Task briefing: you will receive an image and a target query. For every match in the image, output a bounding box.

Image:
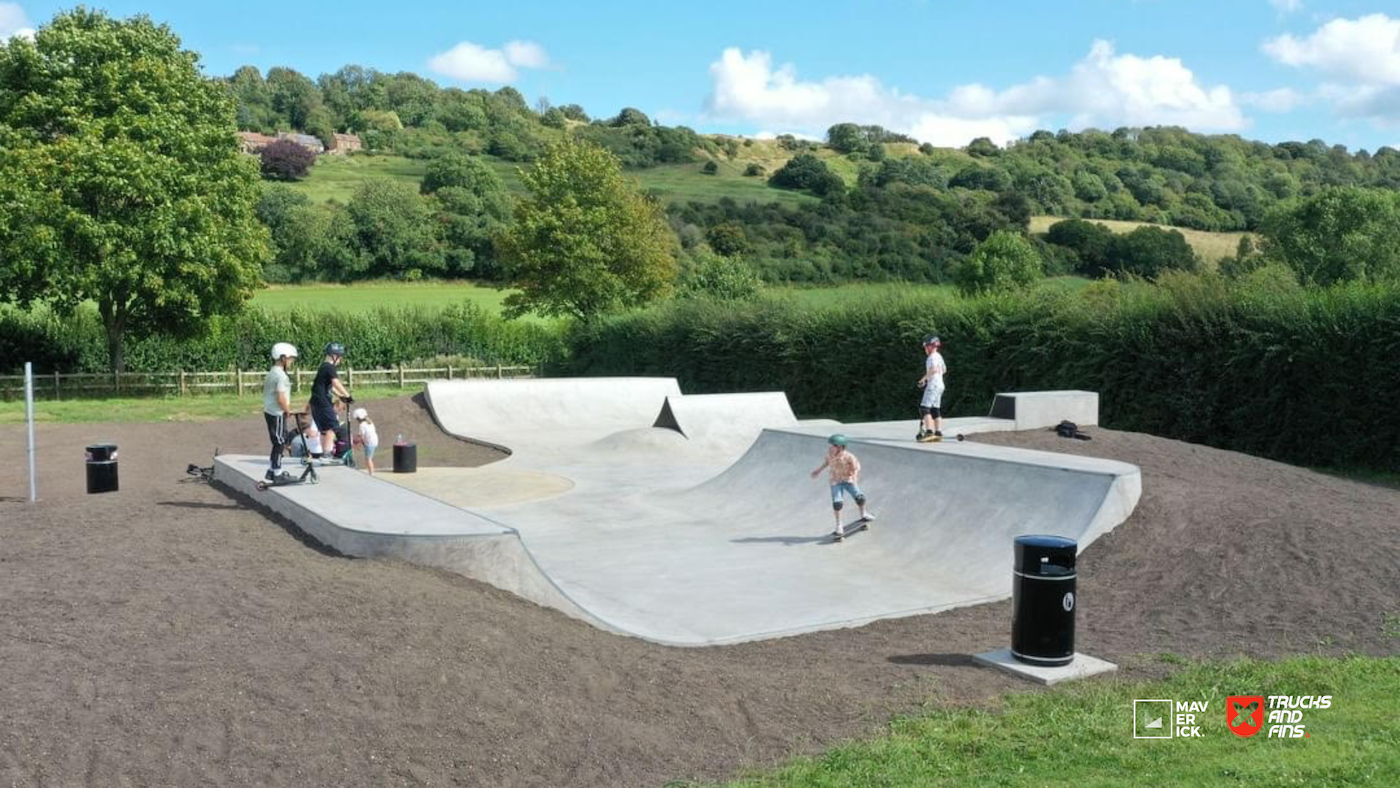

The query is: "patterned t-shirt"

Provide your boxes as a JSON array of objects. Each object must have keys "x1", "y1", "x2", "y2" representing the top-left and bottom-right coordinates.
[{"x1": 828, "y1": 451, "x2": 861, "y2": 484}]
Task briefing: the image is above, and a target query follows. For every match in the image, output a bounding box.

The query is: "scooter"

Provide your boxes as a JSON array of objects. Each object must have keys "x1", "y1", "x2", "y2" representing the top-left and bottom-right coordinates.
[{"x1": 256, "y1": 413, "x2": 320, "y2": 491}]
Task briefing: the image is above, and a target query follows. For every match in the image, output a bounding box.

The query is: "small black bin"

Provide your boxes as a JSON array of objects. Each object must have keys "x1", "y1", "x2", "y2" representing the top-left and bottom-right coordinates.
[
  {"x1": 1011, "y1": 534, "x2": 1077, "y2": 666},
  {"x1": 393, "y1": 442, "x2": 417, "y2": 474},
  {"x1": 85, "y1": 443, "x2": 119, "y2": 494}
]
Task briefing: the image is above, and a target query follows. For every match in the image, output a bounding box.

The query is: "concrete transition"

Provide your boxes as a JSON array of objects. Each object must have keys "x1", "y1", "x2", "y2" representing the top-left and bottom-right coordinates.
[{"x1": 214, "y1": 378, "x2": 1141, "y2": 647}]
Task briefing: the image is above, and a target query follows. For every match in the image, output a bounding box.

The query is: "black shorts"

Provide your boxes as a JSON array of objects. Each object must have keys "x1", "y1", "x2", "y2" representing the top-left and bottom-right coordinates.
[
  {"x1": 312, "y1": 402, "x2": 339, "y2": 432},
  {"x1": 919, "y1": 405, "x2": 942, "y2": 418}
]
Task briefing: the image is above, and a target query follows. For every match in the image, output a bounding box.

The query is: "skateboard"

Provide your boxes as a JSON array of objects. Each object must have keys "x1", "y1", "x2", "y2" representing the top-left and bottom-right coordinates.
[{"x1": 828, "y1": 516, "x2": 874, "y2": 543}]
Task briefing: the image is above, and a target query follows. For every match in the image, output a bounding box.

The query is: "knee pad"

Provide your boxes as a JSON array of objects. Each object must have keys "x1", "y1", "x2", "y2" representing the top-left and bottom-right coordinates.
[
  {"x1": 832, "y1": 500, "x2": 844, "y2": 512},
  {"x1": 855, "y1": 494, "x2": 866, "y2": 506}
]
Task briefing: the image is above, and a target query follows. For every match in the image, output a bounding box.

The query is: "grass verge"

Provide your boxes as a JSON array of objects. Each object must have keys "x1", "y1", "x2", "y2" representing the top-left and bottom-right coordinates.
[{"x1": 697, "y1": 655, "x2": 1398, "y2": 788}]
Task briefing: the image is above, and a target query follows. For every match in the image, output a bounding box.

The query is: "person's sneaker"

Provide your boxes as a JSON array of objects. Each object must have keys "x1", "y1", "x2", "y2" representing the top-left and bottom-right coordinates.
[
  {"x1": 264, "y1": 470, "x2": 277, "y2": 482},
  {"x1": 917, "y1": 432, "x2": 937, "y2": 443},
  {"x1": 861, "y1": 512, "x2": 877, "y2": 522},
  {"x1": 833, "y1": 524, "x2": 846, "y2": 538}
]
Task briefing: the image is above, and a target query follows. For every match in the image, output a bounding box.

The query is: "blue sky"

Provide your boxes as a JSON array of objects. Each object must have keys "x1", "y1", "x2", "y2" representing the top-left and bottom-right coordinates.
[{"x1": 5, "y1": 1, "x2": 1400, "y2": 150}]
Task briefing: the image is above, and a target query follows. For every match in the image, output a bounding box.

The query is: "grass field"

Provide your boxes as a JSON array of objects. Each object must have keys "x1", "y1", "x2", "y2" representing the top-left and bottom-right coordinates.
[
  {"x1": 1030, "y1": 215, "x2": 1249, "y2": 264},
  {"x1": 709, "y1": 655, "x2": 1399, "y2": 788},
  {"x1": 252, "y1": 279, "x2": 516, "y2": 313},
  {"x1": 290, "y1": 152, "x2": 816, "y2": 207}
]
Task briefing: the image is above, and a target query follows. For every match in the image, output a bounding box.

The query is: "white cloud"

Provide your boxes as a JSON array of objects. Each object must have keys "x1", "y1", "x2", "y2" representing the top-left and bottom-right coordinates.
[
  {"x1": 1263, "y1": 14, "x2": 1400, "y2": 123},
  {"x1": 428, "y1": 39, "x2": 550, "y2": 84},
  {"x1": 1268, "y1": 0, "x2": 1302, "y2": 14},
  {"x1": 1, "y1": 2, "x2": 35, "y2": 41},
  {"x1": 1263, "y1": 14, "x2": 1400, "y2": 85},
  {"x1": 1241, "y1": 87, "x2": 1306, "y2": 112},
  {"x1": 503, "y1": 40, "x2": 549, "y2": 69},
  {"x1": 704, "y1": 41, "x2": 1244, "y2": 148}
]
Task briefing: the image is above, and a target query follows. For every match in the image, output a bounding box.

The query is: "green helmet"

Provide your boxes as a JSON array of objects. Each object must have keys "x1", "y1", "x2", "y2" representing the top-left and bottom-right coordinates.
[{"x1": 828, "y1": 434, "x2": 848, "y2": 447}]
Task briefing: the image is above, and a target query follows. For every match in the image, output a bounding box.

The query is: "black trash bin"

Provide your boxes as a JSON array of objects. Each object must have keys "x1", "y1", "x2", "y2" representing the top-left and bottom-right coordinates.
[
  {"x1": 85, "y1": 444, "x2": 119, "y2": 494},
  {"x1": 1011, "y1": 534, "x2": 1076, "y2": 666},
  {"x1": 393, "y1": 442, "x2": 417, "y2": 474}
]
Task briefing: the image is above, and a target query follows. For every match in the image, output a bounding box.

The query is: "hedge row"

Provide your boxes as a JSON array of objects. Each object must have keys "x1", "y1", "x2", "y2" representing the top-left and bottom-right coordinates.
[
  {"x1": 564, "y1": 275, "x2": 1400, "y2": 470},
  {"x1": 0, "y1": 302, "x2": 568, "y2": 374}
]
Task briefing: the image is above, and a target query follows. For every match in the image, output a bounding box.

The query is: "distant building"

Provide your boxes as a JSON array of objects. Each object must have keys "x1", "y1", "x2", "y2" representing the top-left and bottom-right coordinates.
[
  {"x1": 237, "y1": 131, "x2": 275, "y2": 154},
  {"x1": 278, "y1": 132, "x2": 325, "y2": 155},
  {"x1": 328, "y1": 133, "x2": 363, "y2": 155}
]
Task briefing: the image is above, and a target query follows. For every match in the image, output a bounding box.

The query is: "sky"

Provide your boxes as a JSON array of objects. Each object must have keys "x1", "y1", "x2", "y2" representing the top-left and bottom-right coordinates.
[{"x1": 5, "y1": 0, "x2": 1400, "y2": 151}]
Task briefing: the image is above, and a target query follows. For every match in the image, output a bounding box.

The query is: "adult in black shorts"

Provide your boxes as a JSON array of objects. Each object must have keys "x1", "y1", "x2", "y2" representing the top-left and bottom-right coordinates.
[{"x1": 310, "y1": 342, "x2": 352, "y2": 457}]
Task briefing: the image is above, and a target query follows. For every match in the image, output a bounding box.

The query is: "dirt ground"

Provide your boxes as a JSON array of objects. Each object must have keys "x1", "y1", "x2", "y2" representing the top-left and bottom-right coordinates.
[{"x1": 1, "y1": 396, "x2": 1397, "y2": 787}]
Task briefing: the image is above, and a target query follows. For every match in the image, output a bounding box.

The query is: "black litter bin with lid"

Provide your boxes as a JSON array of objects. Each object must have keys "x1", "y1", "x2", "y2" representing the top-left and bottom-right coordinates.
[
  {"x1": 393, "y1": 442, "x2": 417, "y2": 473},
  {"x1": 85, "y1": 444, "x2": 119, "y2": 494},
  {"x1": 1011, "y1": 534, "x2": 1077, "y2": 666}
]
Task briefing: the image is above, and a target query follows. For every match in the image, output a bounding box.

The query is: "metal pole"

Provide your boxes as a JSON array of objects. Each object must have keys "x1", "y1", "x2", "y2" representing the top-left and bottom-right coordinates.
[{"x1": 25, "y1": 362, "x2": 37, "y2": 502}]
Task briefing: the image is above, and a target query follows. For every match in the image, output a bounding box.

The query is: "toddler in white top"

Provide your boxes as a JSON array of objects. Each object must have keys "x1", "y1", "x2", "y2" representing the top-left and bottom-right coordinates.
[{"x1": 352, "y1": 407, "x2": 380, "y2": 475}]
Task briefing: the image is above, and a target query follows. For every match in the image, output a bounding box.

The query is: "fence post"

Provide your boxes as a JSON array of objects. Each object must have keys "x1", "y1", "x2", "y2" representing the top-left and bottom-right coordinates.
[
  {"x1": 398, "y1": 364, "x2": 405, "y2": 389},
  {"x1": 114, "y1": 371, "x2": 120, "y2": 395},
  {"x1": 346, "y1": 362, "x2": 353, "y2": 388},
  {"x1": 447, "y1": 364, "x2": 453, "y2": 380},
  {"x1": 295, "y1": 367, "x2": 302, "y2": 393},
  {"x1": 53, "y1": 371, "x2": 60, "y2": 401},
  {"x1": 179, "y1": 370, "x2": 187, "y2": 396},
  {"x1": 234, "y1": 365, "x2": 242, "y2": 397},
  {"x1": 496, "y1": 363, "x2": 503, "y2": 379}
]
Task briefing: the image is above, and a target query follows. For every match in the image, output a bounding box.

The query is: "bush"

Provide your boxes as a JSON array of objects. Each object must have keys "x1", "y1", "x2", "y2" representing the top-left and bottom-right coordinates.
[
  {"x1": 953, "y1": 231, "x2": 1043, "y2": 294},
  {"x1": 768, "y1": 153, "x2": 843, "y2": 196},
  {"x1": 743, "y1": 163, "x2": 765, "y2": 177},
  {"x1": 675, "y1": 251, "x2": 763, "y2": 302},
  {"x1": 702, "y1": 160, "x2": 718, "y2": 175},
  {"x1": 259, "y1": 139, "x2": 317, "y2": 180}
]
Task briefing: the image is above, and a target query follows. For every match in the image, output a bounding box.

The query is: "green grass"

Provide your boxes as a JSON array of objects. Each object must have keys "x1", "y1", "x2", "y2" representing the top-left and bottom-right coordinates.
[
  {"x1": 1030, "y1": 215, "x2": 1250, "y2": 265},
  {"x1": 252, "y1": 279, "x2": 516, "y2": 313},
  {"x1": 286, "y1": 154, "x2": 429, "y2": 203},
  {"x1": 704, "y1": 655, "x2": 1398, "y2": 788},
  {"x1": 0, "y1": 386, "x2": 420, "y2": 424}
]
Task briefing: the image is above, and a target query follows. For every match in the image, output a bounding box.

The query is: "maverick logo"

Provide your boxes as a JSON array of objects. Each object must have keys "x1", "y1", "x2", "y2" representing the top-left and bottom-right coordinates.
[
  {"x1": 1226, "y1": 695, "x2": 1264, "y2": 738},
  {"x1": 1133, "y1": 699, "x2": 1208, "y2": 738}
]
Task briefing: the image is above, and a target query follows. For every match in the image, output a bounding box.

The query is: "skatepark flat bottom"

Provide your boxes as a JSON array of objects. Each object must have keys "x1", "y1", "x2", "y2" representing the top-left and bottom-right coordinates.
[{"x1": 215, "y1": 380, "x2": 1140, "y2": 646}]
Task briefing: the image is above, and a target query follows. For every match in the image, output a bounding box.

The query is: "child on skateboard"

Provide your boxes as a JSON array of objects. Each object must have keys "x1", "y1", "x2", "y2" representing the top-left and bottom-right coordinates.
[
  {"x1": 810, "y1": 434, "x2": 874, "y2": 538},
  {"x1": 916, "y1": 334, "x2": 947, "y2": 442}
]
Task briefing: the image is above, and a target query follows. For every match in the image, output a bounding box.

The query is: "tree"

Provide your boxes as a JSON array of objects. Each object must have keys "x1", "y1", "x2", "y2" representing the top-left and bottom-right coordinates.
[
  {"x1": 0, "y1": 9, "x2": 269, "y2": 372},
  {"x1": 768, "y1": 153, "x2": 843, "y2": 196},
  {"x1": 705, "y1": 223, "x2": 749, "y2": 256},
  {"x1": 702, "y1": 160, "x2": 718, "y2": 175},
  {"x1": 266, "y1": 66, "x2": 322, "y2": 129},
  {"x1": 827, "y1": 123, "x2": 866, "y2": 154},
  {"x1": 966, "y1": 137, "x2": 1000, "y2": 157},
  {"x1": 333, "y1": 180, "x2": 444, "y2": 280},
  {"x1": 228, "y1": 65, "x2": 275, "y2": 130},
  {"x1": 498, "y1": 138, "x2": 678, "y2": 318},
  {"x1": 1046, "y1": 218, "x2": 1116, "y2": 276},
  {"x1": 259, "y1": 138, "x2": 317, "y2": 180},
  {"x1": 953, "y1": 231, "x2": 1043, "y2": 295},
  {"x1": 676, "y1": 250, "x2": 762, "y2": 301},
  {"x1": 1111, "y1": 226, "x2": 1198, "y2": 279},
  {"x1": 419, "y1": 153, "x2": 512, "y2": 278},
  {"x1": 1259, "y1": 187, "x2": 1400, "y2": 284},
  {"x1": 743, "y1": 163, "x2": 765, "y2": 177}
]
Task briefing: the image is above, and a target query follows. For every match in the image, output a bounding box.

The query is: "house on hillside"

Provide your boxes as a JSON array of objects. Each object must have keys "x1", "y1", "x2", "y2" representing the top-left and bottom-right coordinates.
[
  {"x1": 278, "y1": 132, "x2": 325, "y2": 154},
  {"x1": 237, "y1": 131, "x2": 275, "y2": 154},
  {"x1": 328, "y1": 133, "x2": 363, "y2": 155}
]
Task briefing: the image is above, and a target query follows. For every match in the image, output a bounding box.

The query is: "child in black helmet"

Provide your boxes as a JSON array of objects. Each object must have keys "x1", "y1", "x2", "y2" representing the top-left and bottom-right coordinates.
[
  {"x1": 810, "y1": 433, "x2": 874, "y2": 537},
  {"x1": 916, "y1": 334, "x2": 947, "y2": 442},
  {"x1": 309, "y1": 341, "x2": 353, "y2": 459}
]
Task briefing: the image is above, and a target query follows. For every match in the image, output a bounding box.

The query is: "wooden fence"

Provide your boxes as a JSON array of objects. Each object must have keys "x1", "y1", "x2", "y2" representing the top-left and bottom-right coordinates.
[{"x1": 0, "y1": 362, "x2": 538, "y2": 400}]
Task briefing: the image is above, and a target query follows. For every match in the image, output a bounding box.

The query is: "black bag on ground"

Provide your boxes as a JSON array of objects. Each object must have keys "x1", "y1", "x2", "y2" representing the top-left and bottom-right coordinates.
[{"x1": 1055, "y1": 420, "x2": 1092, "y2": 440}]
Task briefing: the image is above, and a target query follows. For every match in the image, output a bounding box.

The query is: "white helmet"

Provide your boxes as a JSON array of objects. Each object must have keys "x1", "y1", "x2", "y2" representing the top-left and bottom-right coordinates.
[
  {"x1": 270, "y1": 342, "x2": 299, "y2": 361},
  {"x1": 351, "y1": 407, "x2": 368, "y2": 420}
]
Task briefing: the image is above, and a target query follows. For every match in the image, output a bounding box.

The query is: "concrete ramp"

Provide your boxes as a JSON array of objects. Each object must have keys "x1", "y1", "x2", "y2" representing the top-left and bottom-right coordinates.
[{"x1": 652, "y1": 392, "x2": 798, "y2": 456}]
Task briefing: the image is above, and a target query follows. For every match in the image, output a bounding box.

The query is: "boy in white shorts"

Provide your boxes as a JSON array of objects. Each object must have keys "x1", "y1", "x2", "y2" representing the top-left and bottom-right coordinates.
[{"x1": 916, "y1": 334, "x2": 947, "y2": 442}]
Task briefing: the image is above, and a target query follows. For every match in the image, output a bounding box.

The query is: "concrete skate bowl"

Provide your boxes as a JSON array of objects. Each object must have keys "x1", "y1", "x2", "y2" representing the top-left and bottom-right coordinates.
[{"x1": 412, "y1": 378, "x2": 1142, "y2": 646}]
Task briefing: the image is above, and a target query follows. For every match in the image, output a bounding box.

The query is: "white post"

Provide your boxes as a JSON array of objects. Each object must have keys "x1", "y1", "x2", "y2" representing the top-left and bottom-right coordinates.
[{"x1": 25, "y1": 362, "x2": 37, "y2": 502}]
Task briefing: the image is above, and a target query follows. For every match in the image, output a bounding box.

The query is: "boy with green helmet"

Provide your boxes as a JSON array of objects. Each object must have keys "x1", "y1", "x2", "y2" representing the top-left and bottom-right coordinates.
[{"x1": 810, "y1": 433, "x2": 875, "y2": 537}]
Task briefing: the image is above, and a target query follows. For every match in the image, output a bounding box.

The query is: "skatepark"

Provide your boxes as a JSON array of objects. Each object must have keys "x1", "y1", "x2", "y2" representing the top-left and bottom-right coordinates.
[{"x1": 212, "y1": 378, "x2": 1141, "y2": 646}]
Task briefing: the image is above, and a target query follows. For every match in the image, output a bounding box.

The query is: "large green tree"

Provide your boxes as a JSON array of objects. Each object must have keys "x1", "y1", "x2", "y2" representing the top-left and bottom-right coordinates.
[
  {"x1": 420, "y1": 153, "x2": 512, "y2": 278},
  {"x1": 953, "y1": 231, "x2": 1044, "y2": 295},
  {"x1": 498, "y1": 138, "x2": 677, "y2": 318},
  {"x1": 1260, "y1": 186, "x2": 1400, "y2": 285},
  {"x1": 0, "y1": 9, "x2": 269, "y2": 372}
]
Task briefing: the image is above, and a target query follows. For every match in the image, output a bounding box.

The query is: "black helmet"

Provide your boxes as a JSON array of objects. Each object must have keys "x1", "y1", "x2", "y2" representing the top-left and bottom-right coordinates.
[
  {"x1": 324, "y1": 342, "x2": 346, "y2": 358},
  {"x1": 922, "y1": 334, "x2": 941, "y2": 347}
]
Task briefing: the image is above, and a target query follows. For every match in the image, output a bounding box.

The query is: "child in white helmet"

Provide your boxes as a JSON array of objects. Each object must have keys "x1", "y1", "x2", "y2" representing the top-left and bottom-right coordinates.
[
  {"x1": 916, "y1": 334, "x2": 947, "y2": 442},
  {"x1": 352, "y1": 407, "x2": 379, "y2": 475},
  {"x1": 262, "y1": 342, "x2": 298, "y2": 482},
  {"x1": 810, "y1": 433, "x2": 874, "y2": 538}
]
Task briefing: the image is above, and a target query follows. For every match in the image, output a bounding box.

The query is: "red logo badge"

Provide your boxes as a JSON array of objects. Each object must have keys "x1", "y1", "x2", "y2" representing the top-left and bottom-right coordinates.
[{"x1": 1227, "y1": 695, "x2": 1265, "y2": 737}]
